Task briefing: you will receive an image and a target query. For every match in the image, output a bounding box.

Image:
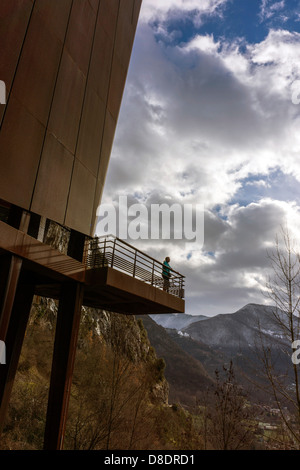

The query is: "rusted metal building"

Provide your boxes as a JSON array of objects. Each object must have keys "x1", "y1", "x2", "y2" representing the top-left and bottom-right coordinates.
[{"x1": 0, "y1": 0, "x2": 185, "y2": 450}]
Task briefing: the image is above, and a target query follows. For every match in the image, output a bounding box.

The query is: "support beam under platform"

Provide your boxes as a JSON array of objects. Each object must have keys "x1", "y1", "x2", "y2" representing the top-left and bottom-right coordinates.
[
  {"x1": 43, "y1": 282, "x2": 84, "y2": 450},
  {"x1": 0, "y1": 272, "x2": 35, "y2": 434},
  {"x1": 34, "y1": 267, "x2": 185, "y2": 314}
]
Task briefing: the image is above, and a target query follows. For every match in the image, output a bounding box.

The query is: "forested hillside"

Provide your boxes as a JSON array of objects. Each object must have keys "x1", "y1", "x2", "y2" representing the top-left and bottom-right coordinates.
[
  {"x1": 2, "y1": 296, "x2": 295, "y2": 450},
  {"x1": 0, "y1": 298, "x2": 203, "y2": 450}
]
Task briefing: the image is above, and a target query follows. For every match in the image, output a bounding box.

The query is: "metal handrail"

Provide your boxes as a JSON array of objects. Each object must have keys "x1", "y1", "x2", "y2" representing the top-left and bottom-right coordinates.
[{"x1": 83, "y1": 234, "x2": 185, "y2": 299}]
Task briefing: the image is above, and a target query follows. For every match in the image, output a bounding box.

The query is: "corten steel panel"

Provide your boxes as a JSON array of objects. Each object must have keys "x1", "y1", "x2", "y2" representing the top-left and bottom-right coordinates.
[
  {"x1": 91, "y1": 111, "x2": 116, "y2": 233},
  {"x1": 0, "y1": 95, "x2": 45, "y2": 209},
  {"x1": 97, "y1": 110, "x2": 116, "y2": 181},
  {"x1": 119, "y1": 0, "x2": 135, "y2": 19},
  {"x1": 65, "y1": 0, "x2": 96, "y2": 76},
  {"x1": 0, "y1": 0, "x2": 33, "y2": 124},
  {"x1": 92, "y1": 178, "x2": 105, "y2": 231},
  {"x1": 98, "y1": 0, "x2": 119, "y2": 38},
  {"x1": 35, "y1": 0, "x2": 73, "y2": 43},
  {"x1": 11, "y1": 8, "x2": 64, "y2": 126},
  {"x1": 88, "y1": 0, "x2": 100, "y2": 14},
  {"x1": 107, "y1": 1, "x2": 139, "y2": 121},
  {"x1": 76, "y1": 87, "x2": 106, "y2": 176},
  {"x1": 65, "y1": 160, "x2": 96, "y2": 234},
  {"x1": 107, "y1": 53, "x2": 128, "y2": 120},
  {"x1": 47, "y1": 50, "x2": 86, "y2": 155},
  {"x1": 115, "y1": 2, "x2": 135, "y2": 67},
  {"x1": 87, "y1": 23, "x2": 114, "y2": 104},
  {"x1": 132, "y1": 0, "x2": 143, "y2": 27},
  {"x1": 31, "y1": 133, "x2": 74, "y2": 224},
  {"x1": 0, "y1": 0, "x2": 142, "y2": 237}
]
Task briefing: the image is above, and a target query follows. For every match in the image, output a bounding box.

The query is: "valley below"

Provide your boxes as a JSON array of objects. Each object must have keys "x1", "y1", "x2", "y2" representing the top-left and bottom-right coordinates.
[{"x1": 137, "y1": 303, "x2": 300, "y2": 447}]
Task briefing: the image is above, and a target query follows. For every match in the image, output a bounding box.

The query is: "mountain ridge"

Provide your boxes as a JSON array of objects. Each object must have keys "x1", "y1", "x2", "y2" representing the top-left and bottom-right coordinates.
[
  {"x1": 149, "y1": 312, "x2": 207, "y2": 331},
  {"x1": 182, "y1": 303, "x2": 288, "y2": 349},
  {"x1": 142, "y1": 303, "x2": 295, "y2": 407}
]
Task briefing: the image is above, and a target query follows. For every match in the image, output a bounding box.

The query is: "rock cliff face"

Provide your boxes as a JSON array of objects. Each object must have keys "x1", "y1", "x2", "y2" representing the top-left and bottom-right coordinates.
[
  {"x1": 33, "y1": 296, "x2": 169, "y2": 405},
  {"x1": 80, "y1": 307, "x2": 170, "y2": 404}
]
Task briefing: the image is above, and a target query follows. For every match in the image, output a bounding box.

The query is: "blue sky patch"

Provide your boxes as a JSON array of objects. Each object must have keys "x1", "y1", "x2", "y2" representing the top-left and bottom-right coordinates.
[{"x1": 151, "y1": 0, "x2": 300, "y2": 48}]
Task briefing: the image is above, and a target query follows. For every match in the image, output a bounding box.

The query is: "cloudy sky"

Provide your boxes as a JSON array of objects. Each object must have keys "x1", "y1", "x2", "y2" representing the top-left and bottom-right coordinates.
[{"x1": 97, "y1": 0, "x2": 300, "y2": 317}]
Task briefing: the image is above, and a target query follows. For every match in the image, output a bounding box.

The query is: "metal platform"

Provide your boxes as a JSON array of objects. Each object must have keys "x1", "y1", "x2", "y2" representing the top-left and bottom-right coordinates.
[{"x1": 0, "y1": 221, "x2": 185, "y2": 315}]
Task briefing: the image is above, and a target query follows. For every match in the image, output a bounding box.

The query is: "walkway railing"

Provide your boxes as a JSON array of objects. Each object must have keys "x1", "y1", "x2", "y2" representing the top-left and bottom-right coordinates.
[{"x1": 83, "y1": 235, "x2": 185, "y2": 299}]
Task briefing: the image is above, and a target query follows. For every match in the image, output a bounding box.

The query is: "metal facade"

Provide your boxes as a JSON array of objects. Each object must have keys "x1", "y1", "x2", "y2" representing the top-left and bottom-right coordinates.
[{"x1": 0, "y1": 0, "x2": 142, "y2": 236}]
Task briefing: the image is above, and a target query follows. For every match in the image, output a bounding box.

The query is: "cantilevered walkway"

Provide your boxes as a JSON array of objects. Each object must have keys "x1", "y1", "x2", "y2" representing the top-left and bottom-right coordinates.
[{"x1": 0, "y1": 221, "x2": 185, "y2": 314}]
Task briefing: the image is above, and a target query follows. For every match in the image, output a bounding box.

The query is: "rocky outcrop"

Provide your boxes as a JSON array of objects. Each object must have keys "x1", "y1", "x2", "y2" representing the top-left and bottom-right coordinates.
[{"x1": 31, "y1": 298, "x2": 169, "y2": 405}]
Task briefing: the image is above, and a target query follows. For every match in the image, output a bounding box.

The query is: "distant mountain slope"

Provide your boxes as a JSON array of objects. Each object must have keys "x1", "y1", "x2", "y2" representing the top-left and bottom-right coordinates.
[
  {"x1": 136, "y1": 315, "x2": 214, "y2": 406},
  {"x1": 183, "y1": 303, "x2": 288, "y2": 350},
  {"x1": 149, "y1": 313, "x2": 207, "y2": 331},
  {"x1": 143, "y1": 304, "x2": 297, "y2": 408}
]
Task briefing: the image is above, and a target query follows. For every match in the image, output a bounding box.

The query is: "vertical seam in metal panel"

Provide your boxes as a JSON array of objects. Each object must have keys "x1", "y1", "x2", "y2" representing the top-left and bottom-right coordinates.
[
  {"x1": 0, "y1": 0, "x2": 36, "y2": 130},
  {"x1": 131, "y1": 0, "x2": 135, "y2": 24},
  {"x1": 63, "y1": 0, "x2": 102, "y2": 228},
  {"x1": 91, "y1": 0, "x2": 121, "y2": 236},
  {"x1": 29, "y1": 0, "x2": 74, "y2": 211}
]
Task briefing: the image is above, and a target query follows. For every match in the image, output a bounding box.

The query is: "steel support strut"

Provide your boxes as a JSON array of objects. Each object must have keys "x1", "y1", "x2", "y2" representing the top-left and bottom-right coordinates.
[{"x1": 43, "y1": 282, "x2": 84, "y2": 450}]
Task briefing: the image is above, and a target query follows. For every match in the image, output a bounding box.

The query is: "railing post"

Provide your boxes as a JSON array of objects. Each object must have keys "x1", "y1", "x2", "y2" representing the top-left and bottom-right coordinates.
[
  {"x1": 151, "y1": 260, "x2": 154, "y2": 285},
  {"x1": 180, "y1": 276, "x2": 184, "y2": 298},
  {"x1": 111, "y1": 238, "x2": 116, "y2": 268},
  {"x1": 133, "y1": 250, "x2": 137, "y2": 278},
  {"x1": 103, "y1": 238, "x2": 106, "y2": 267}
]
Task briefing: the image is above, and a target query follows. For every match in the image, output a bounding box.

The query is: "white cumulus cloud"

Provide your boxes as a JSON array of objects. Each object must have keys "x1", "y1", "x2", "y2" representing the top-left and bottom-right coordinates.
[{"x1": 101, "y1": 1, "x2": 300, "y2": 315}]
